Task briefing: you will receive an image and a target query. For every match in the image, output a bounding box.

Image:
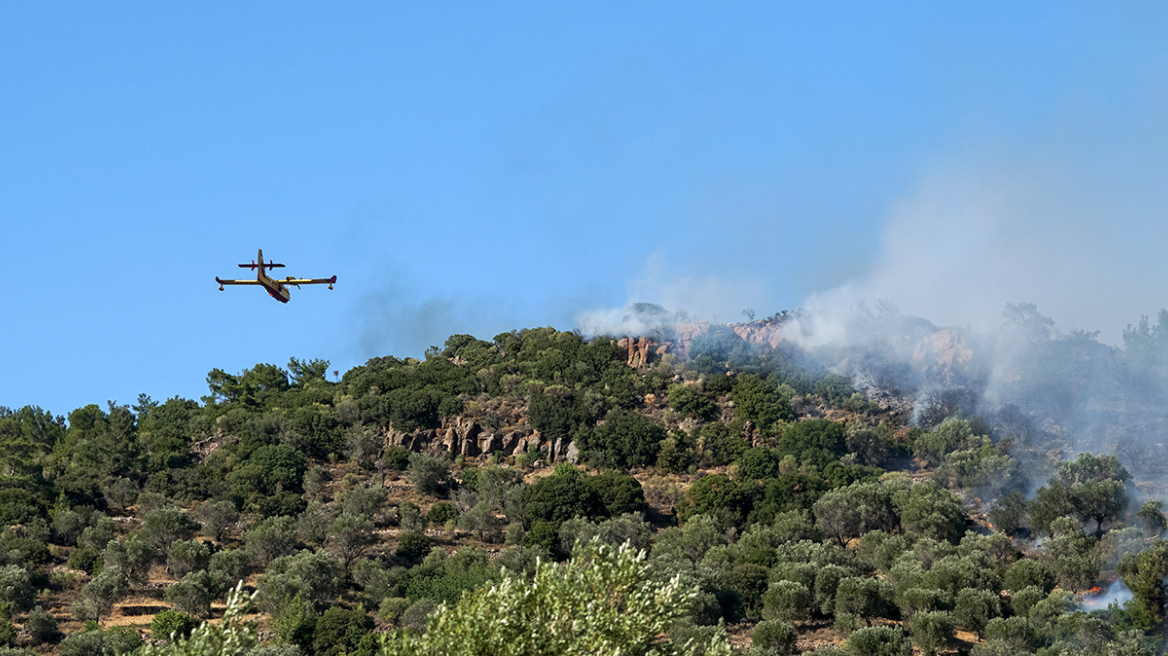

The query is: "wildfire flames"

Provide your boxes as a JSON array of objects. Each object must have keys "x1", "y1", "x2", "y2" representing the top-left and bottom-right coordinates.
[{"x1": 1082, "y1": 579, "x2": 1121, "y2": 607}]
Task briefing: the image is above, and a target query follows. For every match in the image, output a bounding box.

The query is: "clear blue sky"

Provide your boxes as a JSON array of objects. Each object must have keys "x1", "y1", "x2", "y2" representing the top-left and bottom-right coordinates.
[{"x1": 4, "y1": 3, "x2": 1168, "y2": 416}]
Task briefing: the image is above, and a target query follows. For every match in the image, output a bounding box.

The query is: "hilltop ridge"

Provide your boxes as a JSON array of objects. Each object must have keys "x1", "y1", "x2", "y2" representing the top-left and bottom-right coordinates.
[{"x1": 0, "y1": 309, "x2": 1166, "y2": 655}]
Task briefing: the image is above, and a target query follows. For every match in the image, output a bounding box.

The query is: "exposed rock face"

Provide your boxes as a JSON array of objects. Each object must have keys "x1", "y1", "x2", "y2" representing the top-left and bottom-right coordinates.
[
  {"x1": 384, "y1": 427, "x2": 433, "y2": 453},
  {"x1": 669, "y1": 321, "x2": 793, "y2": 359},
  {"x1": 191, "y1": 432, "x2": 237, "y2": 462},
  {"x1": 912, "y1": 328, "x2": 974, "y2": 385},
  {"x1": 615, "y1": 320, "x2": 798, "y2": 364},
  {"x1": 450, "y1": 417, "x2": 481, "y2": 458},
  {"x1": 730, "y1": 322, "x2": 790, "y2": 351},
  {"x1": 384, "y1": 415, "x2": 546, "y2": 461},
  {"x1": 617, "y1": 336, "x2": 663, "y2": 366},
  {"x1": 673, "y1": 322, "x2": 712, "y2": 359}
]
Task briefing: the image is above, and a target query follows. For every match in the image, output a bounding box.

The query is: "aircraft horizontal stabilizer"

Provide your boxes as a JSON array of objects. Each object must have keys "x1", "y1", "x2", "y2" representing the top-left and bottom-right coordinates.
[{"x1": 238, "y1": 261, "x2": 285, "y2": 270}]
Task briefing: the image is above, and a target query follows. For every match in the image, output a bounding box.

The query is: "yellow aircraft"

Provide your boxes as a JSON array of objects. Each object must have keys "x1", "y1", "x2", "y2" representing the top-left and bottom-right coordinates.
[{"x1": 216, "y1": 249, "x2": 336, "y2": 303}]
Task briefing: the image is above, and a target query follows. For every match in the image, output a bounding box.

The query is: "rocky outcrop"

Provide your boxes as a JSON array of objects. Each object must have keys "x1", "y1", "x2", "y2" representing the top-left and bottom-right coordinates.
[
  {"x1": 383, "y1": 417, "x2": 544, "y2": 461},
  {"x1": 630, "y1": 319, "x2": 979, "y2": 388},
  {"x1": 911, "y1": 328, "x2": 975, "y2": 386},
  {"x1": 730, "y1": 322, "x2": 790, "y2": 351},
  {"x1": 667, "y1": 320, "x2": 794, "y2": 359},
  {"x1": 190, "y1": 431, "x2": 238, "y2": 462},
  {"x1": 617, "y1": 336, "x2": 668, "y2": 366},
  {"x1": 613, "y1": 320, "x2": 797, "y2": 364}
]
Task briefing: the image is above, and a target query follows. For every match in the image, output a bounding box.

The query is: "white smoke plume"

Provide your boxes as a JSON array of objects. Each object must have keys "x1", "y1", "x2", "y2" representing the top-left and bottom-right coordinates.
[{"x1": 576, "y1": 252, "x2": 769, "y2": 338}]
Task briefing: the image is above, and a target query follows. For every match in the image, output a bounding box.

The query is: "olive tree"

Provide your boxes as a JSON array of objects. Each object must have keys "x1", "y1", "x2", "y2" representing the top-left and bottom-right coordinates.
[
  {"x1": 761, "y1": 581, "x2": 813, "y2": 622},
  {"x1": 752, "y1": 620, "x2": 798, "y2": 656},
  {"x1": 244, "y1": 516, "x2": 299, "y2": 567},
  {"x1": 166, "y1": 539, "x2": 211, "y2": 578},
  {"x1": 165, "y1": 570, "x2": 218, "y2": 618},
  {"x1": 325, "y1": 513, "x2": 377, "y2": 569},
  {"x1": 257, "y1": 549, "x2": 344, "y2": 613},
  {"x1": 910, "y1": 610, "x2": 955, "y2": 656},
  {"x1": 834, "y1": 577, "x2": 893, "y2": 627},
  {"x1": 78, "y1": 568, "x2": 130, "y2": 620},
  {"x1": 196, "y1": 500, "x2": 239, "y2": 542},
  {"x1": 844, "y1": 626, "x2": 910, "y2": 656},
  {"x1": 407, "y1": 452, "x2": 450, "y2": 496},
  {"x1": 138, "y1": 507, "x2": 201, "y2": 553},
  {"x1": 378, "y1": 540, "x2": 733, "y2": 656},
  {"x1": 0, "y1": 566, "x2": 33, "y2": 612},
  {"x1": 954, "y1": 588, "x2": 1001, "y2": 638}
]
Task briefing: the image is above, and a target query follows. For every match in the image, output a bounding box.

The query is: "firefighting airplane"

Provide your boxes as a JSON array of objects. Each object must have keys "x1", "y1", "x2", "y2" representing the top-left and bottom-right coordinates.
[{"x1": 215, "y1": 249, "x2": 336, "y2": 303}]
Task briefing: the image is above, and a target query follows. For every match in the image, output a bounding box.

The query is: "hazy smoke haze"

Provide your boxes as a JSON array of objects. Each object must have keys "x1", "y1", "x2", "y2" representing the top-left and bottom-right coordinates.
[{"x1": 800, "y1": 150, "x2": 1168, "y2": 347}]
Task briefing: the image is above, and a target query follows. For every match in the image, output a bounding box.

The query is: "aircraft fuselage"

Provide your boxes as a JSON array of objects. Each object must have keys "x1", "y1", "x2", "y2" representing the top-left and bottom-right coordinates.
[
  {"x1": 261, "y1": 280, "x2": 291, "y2": 303},
  {"x1": 256, "y1": 270, "x2": 292, "y2": 303}
]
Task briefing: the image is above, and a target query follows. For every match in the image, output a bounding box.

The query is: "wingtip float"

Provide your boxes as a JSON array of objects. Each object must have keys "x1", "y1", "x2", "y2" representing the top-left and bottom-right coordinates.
[{"x1": 215, "y1": 249, "x2": 336, "y2": 303}]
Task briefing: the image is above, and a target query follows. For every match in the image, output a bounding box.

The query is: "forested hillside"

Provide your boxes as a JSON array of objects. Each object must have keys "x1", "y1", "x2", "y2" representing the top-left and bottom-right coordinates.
[{"x1": 3, "y1": 308, "x2": 1168, "y2": 656}]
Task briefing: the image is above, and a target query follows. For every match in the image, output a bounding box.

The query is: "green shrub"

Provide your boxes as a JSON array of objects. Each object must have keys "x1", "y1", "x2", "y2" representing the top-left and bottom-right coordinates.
[
  {"x1": 58, "y1": 626, "x2": 142, "y2": 656},
  {"x1": 383, "y1": 446, "x2": 411, "y2": 471},
  {"x1": 0, "y1": 566, "x2": 35, "y2": 613},
  {"x1": 272, "y1": 593, "x2": 316, "y2": 649},
  {"x1": 585, "y1": 471, "x2": 648, "y2": 517},
  {"x1": 523, "y1": 470, "x2": 605, "y2": 526},
  {"x1": 312, "y1": 606, "x2": 374, "y2": 656},
  {"x1": 732, "y1": 374, "x2": 793, "y2": 431},
  {"x1": 379, "y1": 596, "x2": 411, "y2": 624},
  {"x1": 396, "y1": 532, "x2": 432, "y2": 565},
  {"x1": 579, "y1": 410, "x2": 667, "y2": 469},
  {"x1": 909, "y1": 610, "x2": 955, "y2": 656},
  {"x1": 428, "y1": 501, "x2": 459, "y2": 525},
  {"x1": 667, "y1": 385, "x2": 717, "y2": 420},
  {"x1": 761, "y1": 581, "x2": 812, "y2": 622},
  {"x1": 408, "y1": 453, "x2": 450, "y2": 496},
  {"x1": 24, "y1": 605, "x2": 59, "y2": 645},
  {"x1": 698, "y1": 422, "x2": 748, "y2": 467},
  {"x1": 151, "y1": 609, "x2": 199, "y2": 641},
  {"x1": 68, "y1": 547, "x2": 102, "y2": 575},
  {"x1": 752, "y1": 619, "x2": 797, "y2": 655},
  {"x1": 844, "y1": 626, "x2": 910, "y2": 656}
]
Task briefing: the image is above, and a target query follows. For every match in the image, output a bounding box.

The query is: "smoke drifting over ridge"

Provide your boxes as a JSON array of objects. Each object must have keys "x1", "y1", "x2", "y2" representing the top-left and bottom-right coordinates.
[
  {"x1": 576, "y1": 150, "x2": 1168, "y2": 482},
  {"x1": 576, "y1": 252, "x2": 770, "y2": 339},
  {"x1": 784, "y1": 154, "x2": 1168, "y2": 476}
]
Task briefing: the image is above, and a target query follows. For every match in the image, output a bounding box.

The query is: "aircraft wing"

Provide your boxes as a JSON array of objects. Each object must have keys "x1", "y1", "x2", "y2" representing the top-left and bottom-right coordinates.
[
  {"x1": 216, "y1": 277, "x2": 263, "y2": 286},
  {"x1": 281, "y1": 275, "x2": 337, "y2": 286}
]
